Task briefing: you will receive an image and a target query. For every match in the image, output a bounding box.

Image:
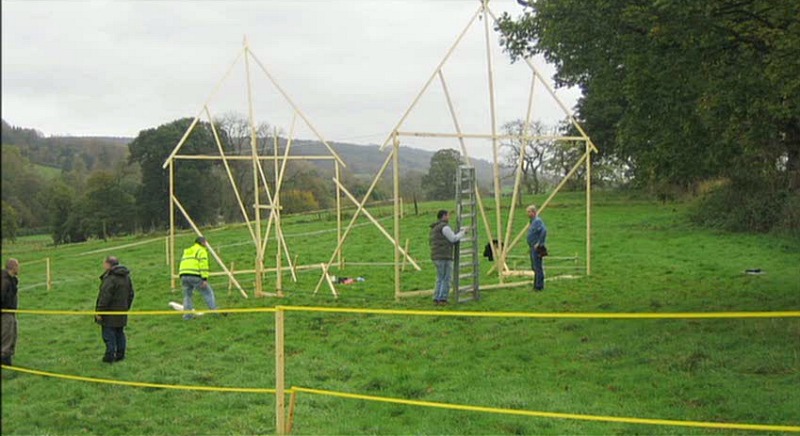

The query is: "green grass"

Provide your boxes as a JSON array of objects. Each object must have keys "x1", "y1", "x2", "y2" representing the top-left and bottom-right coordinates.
[
  {"x1": 31, "y1": 163, "x2": 62, "y2": 180},
  {"x1": 2, "y1": 192, "x2": 799, "y2": 435}
]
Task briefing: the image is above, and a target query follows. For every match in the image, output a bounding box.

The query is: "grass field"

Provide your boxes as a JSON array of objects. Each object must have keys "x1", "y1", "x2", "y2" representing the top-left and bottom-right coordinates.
[
  {"x1": 31, "y1": 163, "x2": 62, "y2": 180},
  {"x1": 1, "y1": 191, "x2": 799, "y2": 435}
]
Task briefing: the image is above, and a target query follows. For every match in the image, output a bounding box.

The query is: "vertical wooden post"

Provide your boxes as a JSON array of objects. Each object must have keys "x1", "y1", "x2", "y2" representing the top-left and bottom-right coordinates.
[
  {"x1": 483, "y1": 0, "x2": 503, "y2": 283},
  {"x1": 169, "y1": 161, "x2": 176, "y2": 290},
  {"x1": 275, "y1": 307, "x2": 286, "y2": 435},
  {"x1": 502, "y1": 73, "x2": 536, "y2": 270},
  {"x1": 335, "y1": 162, "x2": 343, "y2": 269},
  {"x1": 228, "y1": 262, "x2": 235, "y2": 295},
  {"x1": 586, "y1": 139, "x2": 592, "y2": 276},
  {"x1": 274, "y1": 129, "x2": 283, "y2": 296},
  {"x1": 45, "y1": 257, "x2": 52, "y2": 291},
  {"x1": 244, "y1": 38, "x2": 263, "y2": 297},
  {"x1": 165, "y1": 236, "x2": 170, "y2": 266},
  {"x1": 393, "y1": 133, "x2": 401, "y2": 300}
]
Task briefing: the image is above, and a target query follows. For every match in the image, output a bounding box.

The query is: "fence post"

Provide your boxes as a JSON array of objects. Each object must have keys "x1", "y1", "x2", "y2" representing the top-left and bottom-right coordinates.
[
  {"x1": 46, "y1": 258, "x2": 52, "y2": 291},
  {"x1": 275, "y1": 306, "x2": 286, "y2": 435}
]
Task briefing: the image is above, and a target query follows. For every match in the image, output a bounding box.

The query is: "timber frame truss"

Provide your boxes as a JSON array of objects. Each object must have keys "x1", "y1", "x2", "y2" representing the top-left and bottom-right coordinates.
[
  {"x1": 163, "y1": 38, "x2": 355, "y2": 298},
  {"x1": 315, "y1": 0, "x2": 598, "y2": 300}
]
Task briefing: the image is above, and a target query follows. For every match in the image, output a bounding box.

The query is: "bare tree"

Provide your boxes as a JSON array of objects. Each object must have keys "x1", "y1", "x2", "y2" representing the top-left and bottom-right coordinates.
[
  {"x1": 213, "y1": 112, "x2": 278, "y2": 223},
  {"x1": 500, "y1": 120, "x2": 557, "y2": 195}
]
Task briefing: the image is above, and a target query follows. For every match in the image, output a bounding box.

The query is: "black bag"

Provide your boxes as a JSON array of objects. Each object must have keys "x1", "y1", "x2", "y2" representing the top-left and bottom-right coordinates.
[{"x1": 535, "y1": 245, "x2": 549, "y2": 257}]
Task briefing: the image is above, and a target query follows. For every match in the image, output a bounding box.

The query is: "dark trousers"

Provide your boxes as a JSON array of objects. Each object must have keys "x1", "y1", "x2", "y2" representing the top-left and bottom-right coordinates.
[
  {"x1": 531, "y1": 249, "x2": 545, "y2": 290},
  {"x1": 101, "y1": 326, "x2": 126, "y2": 360}
]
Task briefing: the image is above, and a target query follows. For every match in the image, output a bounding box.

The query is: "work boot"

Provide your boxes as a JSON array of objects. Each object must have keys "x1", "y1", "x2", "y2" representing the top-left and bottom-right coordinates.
[
  {"x1": 115, "y1": 350, "x2": 126, "y2": 362},
  {"x1": 102, "y1": 353, "x2": 115, "y2": 364}
]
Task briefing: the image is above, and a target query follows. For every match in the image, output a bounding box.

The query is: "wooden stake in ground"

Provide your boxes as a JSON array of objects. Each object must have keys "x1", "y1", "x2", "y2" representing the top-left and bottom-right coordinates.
[
  {"x1": 275, "y1": 307, "x2": 286, "y2": 435},
  {"x1": 46, "y1": 258, "x2": 52, "y2": 291}
]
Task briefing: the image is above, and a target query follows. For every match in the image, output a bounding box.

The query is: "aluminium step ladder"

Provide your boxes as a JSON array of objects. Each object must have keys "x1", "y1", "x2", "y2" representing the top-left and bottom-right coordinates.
[{"x1": 453, "y1": 165, "x2": 480, "y2": 303}]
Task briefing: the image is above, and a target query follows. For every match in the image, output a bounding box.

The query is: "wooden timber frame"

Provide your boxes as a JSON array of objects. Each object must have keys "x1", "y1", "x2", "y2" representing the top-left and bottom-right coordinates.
[
  {"x1": 317, "y1": 0, "x2": 598, "y2": 300},
  {"x1": 161, "y1": 37, "x2": 353, "y2": 299}
]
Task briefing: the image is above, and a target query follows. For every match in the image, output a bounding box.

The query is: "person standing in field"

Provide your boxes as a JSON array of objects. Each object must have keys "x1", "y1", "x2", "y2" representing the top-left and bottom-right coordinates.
[
  {"x1": 178, "y1": 236, "x2": 219, "y2": 320},
  {"x1": 429, "y1": 210, "x2": 466, "y2": 305},
  {"x1": 526, "y1": 205, "x2": 548, "y2": 291},
  {"x1": 95, "y1": 256, "x2": 135, "y2": 363},
  {"x1": 1, "y1": 259, "x2": 20, "y2": 367}
]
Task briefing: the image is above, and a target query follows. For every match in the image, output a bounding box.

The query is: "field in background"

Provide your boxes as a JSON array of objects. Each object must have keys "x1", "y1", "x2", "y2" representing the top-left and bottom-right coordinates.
[{"x1": 1, "y1": 192, "x2": 799, "y2": 434}]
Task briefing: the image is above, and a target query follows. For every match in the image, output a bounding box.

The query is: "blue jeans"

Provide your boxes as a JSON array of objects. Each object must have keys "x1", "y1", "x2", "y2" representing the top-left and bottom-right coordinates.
[
  {"x1": 433, "y1": 260, "x2": 453, "y2": 301},
  {"x1": 181, "y1": 275, "x2": 217, "y2": 320},
  {"x1": 531, "y1": 249, "x2": 545, "y2": 290},
  {"x1": 101, "y1": 326, "x2": 126, "y2": 359}
]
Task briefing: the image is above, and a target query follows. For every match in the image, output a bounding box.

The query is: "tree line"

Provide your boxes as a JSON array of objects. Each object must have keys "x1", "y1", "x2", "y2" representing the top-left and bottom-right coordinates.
[
  {"x1": 1, "y1": 116, "x2": 452, "y2": 244},
  {"x1": 497, "y1": 0, "x2": 800, "y2": 232}
]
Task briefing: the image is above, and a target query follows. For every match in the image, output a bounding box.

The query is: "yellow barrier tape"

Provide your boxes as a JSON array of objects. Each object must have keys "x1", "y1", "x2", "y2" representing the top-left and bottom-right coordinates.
[
  {"x1": 2, "y1": 365, "x2": 277, "y2": 394},
  {"x1": 2, "y1": 307, "x2": 277, "y2": 316},
  {"x1": 278, "y1": 306, "x2": 800, "y2": 319},
  {"x1": 3, "y1": 306, "x2": 799, "y2": 319},
  {"x1": 291, "y1": 386, "x2": 800, "y2": 433}
]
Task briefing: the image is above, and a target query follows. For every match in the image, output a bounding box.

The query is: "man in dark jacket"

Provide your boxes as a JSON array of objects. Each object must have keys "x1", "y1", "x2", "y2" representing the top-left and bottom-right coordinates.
[
  {"x1": 526, "y1": 205, "x2": 548, "y2": 291},
  {"x1": 429, "y1": 210, "x2": 466, "y2": 305},
  {"x1": 2, "y1": 259, "x2": 20, "y2": 366},
  {"x1": 95, "y1": 256, "x2": 135, "y2": 363}
]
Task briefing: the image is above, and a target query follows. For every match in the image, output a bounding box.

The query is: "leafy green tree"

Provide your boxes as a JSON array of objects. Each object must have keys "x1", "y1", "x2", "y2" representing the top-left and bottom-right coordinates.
[
  {"x1": 1, "y1": 145, "x2": 47, "y2": 228},
  {"x1": 422, "y1": 149, "x2": 462, "y2": 200},
  {"x1": 128, "y1": 118, "x2": 223, "y2": 229},
  {"x1": 1, "y1": 201, "x2": 19, "y2": 242},
  {"x1": 281, "y1": 190, "x2": 320, "y2": 214},
  {"x1": 80, "y1": 171, "x2": 137, "y2": 239},
  {"x1": 497, "y1": 0, "x2": 799, "y2": 231},
  {"x1": 42, "y1": 178, "x2": 85, "y2": 244},
  {"x1": 496, "y1": 0, "x2": 799, "y2": 190}
]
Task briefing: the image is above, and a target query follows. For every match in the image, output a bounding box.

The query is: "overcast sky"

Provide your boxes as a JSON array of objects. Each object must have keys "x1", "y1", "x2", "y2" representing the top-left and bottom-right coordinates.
[{"x1": 2, "y1": 0, "x2": 581, "y2": 160}]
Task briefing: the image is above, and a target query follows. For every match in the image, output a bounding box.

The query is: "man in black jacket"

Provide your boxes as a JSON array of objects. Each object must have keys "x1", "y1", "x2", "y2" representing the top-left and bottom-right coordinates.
[
  {"x1": 95, "y1": 256, "x2": 135, "y2": 363},
  {"x1": 1, "y1": 259, "x2": 20, "y2": 366}
]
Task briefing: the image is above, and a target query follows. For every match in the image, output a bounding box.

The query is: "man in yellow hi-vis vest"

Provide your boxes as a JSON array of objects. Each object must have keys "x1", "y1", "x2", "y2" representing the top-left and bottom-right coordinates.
[{"x1": 178, "y1": 236, "x2": 219, "y2": 320}]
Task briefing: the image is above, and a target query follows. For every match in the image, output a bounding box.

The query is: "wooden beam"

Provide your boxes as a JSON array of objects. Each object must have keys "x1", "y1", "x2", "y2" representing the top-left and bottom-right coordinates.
[
  {"x1": 172, "y1": 155, "x2": 337, "y2": 161},
  {"x1": 247, "y1": 50, "x2": 346, "y2": 168},
  {"x1": 162, "y1": 49, "x2": 244, "y2": 169},
  {"x1": 333, "y1": 176, "x2": 421, "y2": 271},
  {"x1": 205, "y1": 105, "x2": 257, "y2": 245},
  {"x1": 393, "y1": 133, "x2": 401, "y2": 300},
  {"x1": 378, "y1": 5, "x2": 483, "y2": 152},
  {"x1": 395, "y1": 131, "x2": 585, "y2": 141}
]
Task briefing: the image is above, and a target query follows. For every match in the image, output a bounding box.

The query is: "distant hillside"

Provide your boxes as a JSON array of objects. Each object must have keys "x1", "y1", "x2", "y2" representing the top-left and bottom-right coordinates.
[
  {"x1": 291, "y1": 139, "x2": 497, "y2": 186},
  {"x1": 1, "y1": 119, "x2": 499, "y2": 186},
  {"x1": 1, "y1": 119, "x2": 129, "y2": 172}
]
